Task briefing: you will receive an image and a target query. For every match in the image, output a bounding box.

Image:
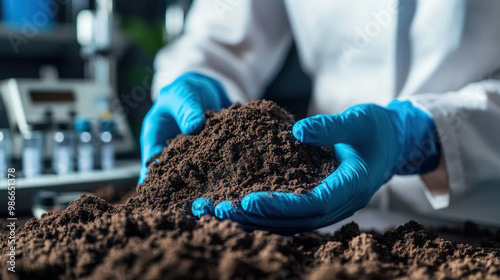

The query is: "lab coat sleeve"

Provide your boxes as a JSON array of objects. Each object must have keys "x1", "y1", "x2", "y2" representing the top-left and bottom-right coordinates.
[
  {"x1": 402, "y1": 79, "x2": 500, "y2": 209},
  {"x1": 152, "y1": 0, "x2": 293, "y2": 103}
]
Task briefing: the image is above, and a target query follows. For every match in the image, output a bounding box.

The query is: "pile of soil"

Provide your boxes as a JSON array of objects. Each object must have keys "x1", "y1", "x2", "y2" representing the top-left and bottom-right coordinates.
[
  {"x1": 2, "y1": 196, "x2": 499, "y2": 280},
  {"x1": 136, "y1": 100, "x2": 337, "y2": 211},
  {"x1": 1, "y1": 100, "x2": 499, "y2": 279}
]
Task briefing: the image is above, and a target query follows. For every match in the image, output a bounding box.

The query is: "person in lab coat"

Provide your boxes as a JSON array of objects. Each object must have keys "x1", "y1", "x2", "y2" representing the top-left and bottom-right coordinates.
[{"x1": 140, "y1": 0, "x2": 500, "y2": 234}]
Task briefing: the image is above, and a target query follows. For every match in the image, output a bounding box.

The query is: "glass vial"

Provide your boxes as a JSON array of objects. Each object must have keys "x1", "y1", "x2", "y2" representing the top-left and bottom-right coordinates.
[
  {"x1": 23, "y1": 131, "x2": 43, "y2": 178},
  {"x1": 53, "y1": 129, "x2": 75, "y2": 175},
  {"x1": 75, "y1": 117, "x2": 94, "y2": 172},
  {"x1": 99, "y1": 119, "x2": 115, "y2": 171}
]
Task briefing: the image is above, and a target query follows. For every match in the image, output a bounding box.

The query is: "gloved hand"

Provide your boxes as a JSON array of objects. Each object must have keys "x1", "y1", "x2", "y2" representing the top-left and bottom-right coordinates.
[
  {"x1": 192, "y1": 100, "x2": 441, "y2": 234},
  {"x1": 139, "y1": 72, "x2": 231, "y2": 183}
]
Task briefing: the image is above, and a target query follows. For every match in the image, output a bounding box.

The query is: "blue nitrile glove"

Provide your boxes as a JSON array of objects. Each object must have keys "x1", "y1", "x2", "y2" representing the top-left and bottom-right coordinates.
[
  {"x1": 139, "y1": 72, "x2": 231, "y2": 183},
  {"x1": 192, "y1": 100, "x2": 441, "y2": 234}
]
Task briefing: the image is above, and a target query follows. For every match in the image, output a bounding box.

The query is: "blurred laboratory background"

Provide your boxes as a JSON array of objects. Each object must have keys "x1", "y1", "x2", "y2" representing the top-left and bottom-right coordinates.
[{"x1": 0, "y1": 0, "x2": 311, "y2": 214}]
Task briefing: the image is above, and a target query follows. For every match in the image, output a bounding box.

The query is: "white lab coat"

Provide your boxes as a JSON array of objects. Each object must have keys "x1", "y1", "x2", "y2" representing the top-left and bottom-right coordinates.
[{"x1": 153, "y1": 0, "x2": 500, "y2": 226}]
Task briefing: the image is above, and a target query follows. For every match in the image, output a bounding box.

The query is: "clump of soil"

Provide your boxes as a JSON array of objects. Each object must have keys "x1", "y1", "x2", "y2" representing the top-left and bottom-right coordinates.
[
  {"x1": 137, "y1": 100, "x2": 337, "y2": 211},
  {"x1": 1, "y1": 100, "x2": 499, "y2": 279}
]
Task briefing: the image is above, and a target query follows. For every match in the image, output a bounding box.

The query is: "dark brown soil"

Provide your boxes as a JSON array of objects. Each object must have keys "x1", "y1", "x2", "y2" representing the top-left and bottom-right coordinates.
[
  {"x1": 91, "y1": 185, "x2": 137, "y2": 204},
  {"x1": 1, "y1": 100, "x2": 499, "y2": 279},
  {"x1": 2, "y1": 196, "x2": 499, "y2": 280},
  {"x1": 136, "y1": 100, "x2": 337, "y2": 211}
]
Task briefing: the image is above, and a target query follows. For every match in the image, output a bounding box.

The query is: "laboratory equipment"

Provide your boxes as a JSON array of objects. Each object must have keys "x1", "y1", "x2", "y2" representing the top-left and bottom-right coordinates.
[
  {"x1": 75, "y1": 117, "x2": 94, "y2": 172},
  {"x1": 23, "y1": 131, "x2": 43, "y2": 178},
  {"x1": 99, "y1": 119, "x2": 115, "y2": 170},
  {"x1": 0, "y1": 0, "x2": 139, "y2": 213},
  {"x1": 0, "y1": 77, "x2": 139, "y2": 209},
  {"x1": 0, "y1": 77, "x2": 135, "y2": 159},
  {"x1": 53, "y1": 127, "x2": 75, "y2": 175},
  {"x1": 77, "y1": 0, "x2": 117, "y2": 87}
]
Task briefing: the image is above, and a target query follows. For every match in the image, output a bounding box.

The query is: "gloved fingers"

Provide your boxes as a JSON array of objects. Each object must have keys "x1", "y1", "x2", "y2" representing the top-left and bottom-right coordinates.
[
  {"x1": 215, "y1": 200, "x2": 321, "y2": 233},
  {"x1": 218, "y1": 203, "x2": 358, "y2": 235},
  {"x1": 310, "y1": 144, "x2": 369, "y2": 211},
  {"x1": 162, "y1": 86, "x2": 207, "y2": 135},
  {"x1": 240, "y1": 191, "x2": 321, "y2": 218},
  {"x1": 186, "y1": 72, "x2": 232, "y2": 110},
  {"x1": 214, "y1": 200, "x2": 236, "y2": 219},
  {"x1": 139, "y1": 108, "x2": 180, "y2": 183},
  {"x1": 241, "y1": 144, "x2": 367, "y2": 219},
  {"x1": 159, "y1": 73, "x2": 230, "y2": 135},
  {"x1": 293, "y1": 106, "x2": 367, "y2": 146},
  {"x1": 192, "y1": 197, "x2": 215, "y2": 217}
]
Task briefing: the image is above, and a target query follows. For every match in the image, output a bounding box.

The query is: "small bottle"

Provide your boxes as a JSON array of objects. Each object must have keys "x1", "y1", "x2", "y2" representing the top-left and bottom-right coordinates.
[
  {"x1": 75, "y1": 117, "x2": 94, "y2": 172},
  {"x1": 53, "y1": 124, "x2": 75, "y2": 175},
  {"x1": 43, "y1": 110, "x2": 55, "y2": 162},
  {"x1": 99, "y1": 119, "x2": 115, "y2": 171},
  {"x1": 0, "y1": 129, "x2": 12, "y2": 179},
  {"x1": 23, "y1": 130, "x2": 43, "y2": 178}
]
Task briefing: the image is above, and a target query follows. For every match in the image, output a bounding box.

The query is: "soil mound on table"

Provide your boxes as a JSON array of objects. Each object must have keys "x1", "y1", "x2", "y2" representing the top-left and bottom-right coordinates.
[
  {"x1": 136, "y1": 100, "x2": 337, "y2": 212},
  {"x1": 1, "y1": 197, "x2": 499, "y2": 280},
  {"x1": 1, "y1": 100, "x2": 499, "y2": 279}
]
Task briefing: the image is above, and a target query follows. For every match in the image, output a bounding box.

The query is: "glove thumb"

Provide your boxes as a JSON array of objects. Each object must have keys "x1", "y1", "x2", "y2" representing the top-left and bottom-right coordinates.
[{"x1": 293, "y1": 110, "x2": 363, "y2": 146}]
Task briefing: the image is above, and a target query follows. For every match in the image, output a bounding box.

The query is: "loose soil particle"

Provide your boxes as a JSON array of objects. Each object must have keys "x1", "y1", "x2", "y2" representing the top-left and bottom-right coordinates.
[{"x1": 1, "y1": 100, "x2": 499, "y2": 279}]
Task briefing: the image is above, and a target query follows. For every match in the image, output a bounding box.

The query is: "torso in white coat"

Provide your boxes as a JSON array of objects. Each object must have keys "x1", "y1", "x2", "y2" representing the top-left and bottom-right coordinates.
[
  {"x1": 283, "y1": 0, "x2": 500, "y2": 114},
  {"x1": 153, "y1": 0, "x2": 500, "y2": 226}
]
